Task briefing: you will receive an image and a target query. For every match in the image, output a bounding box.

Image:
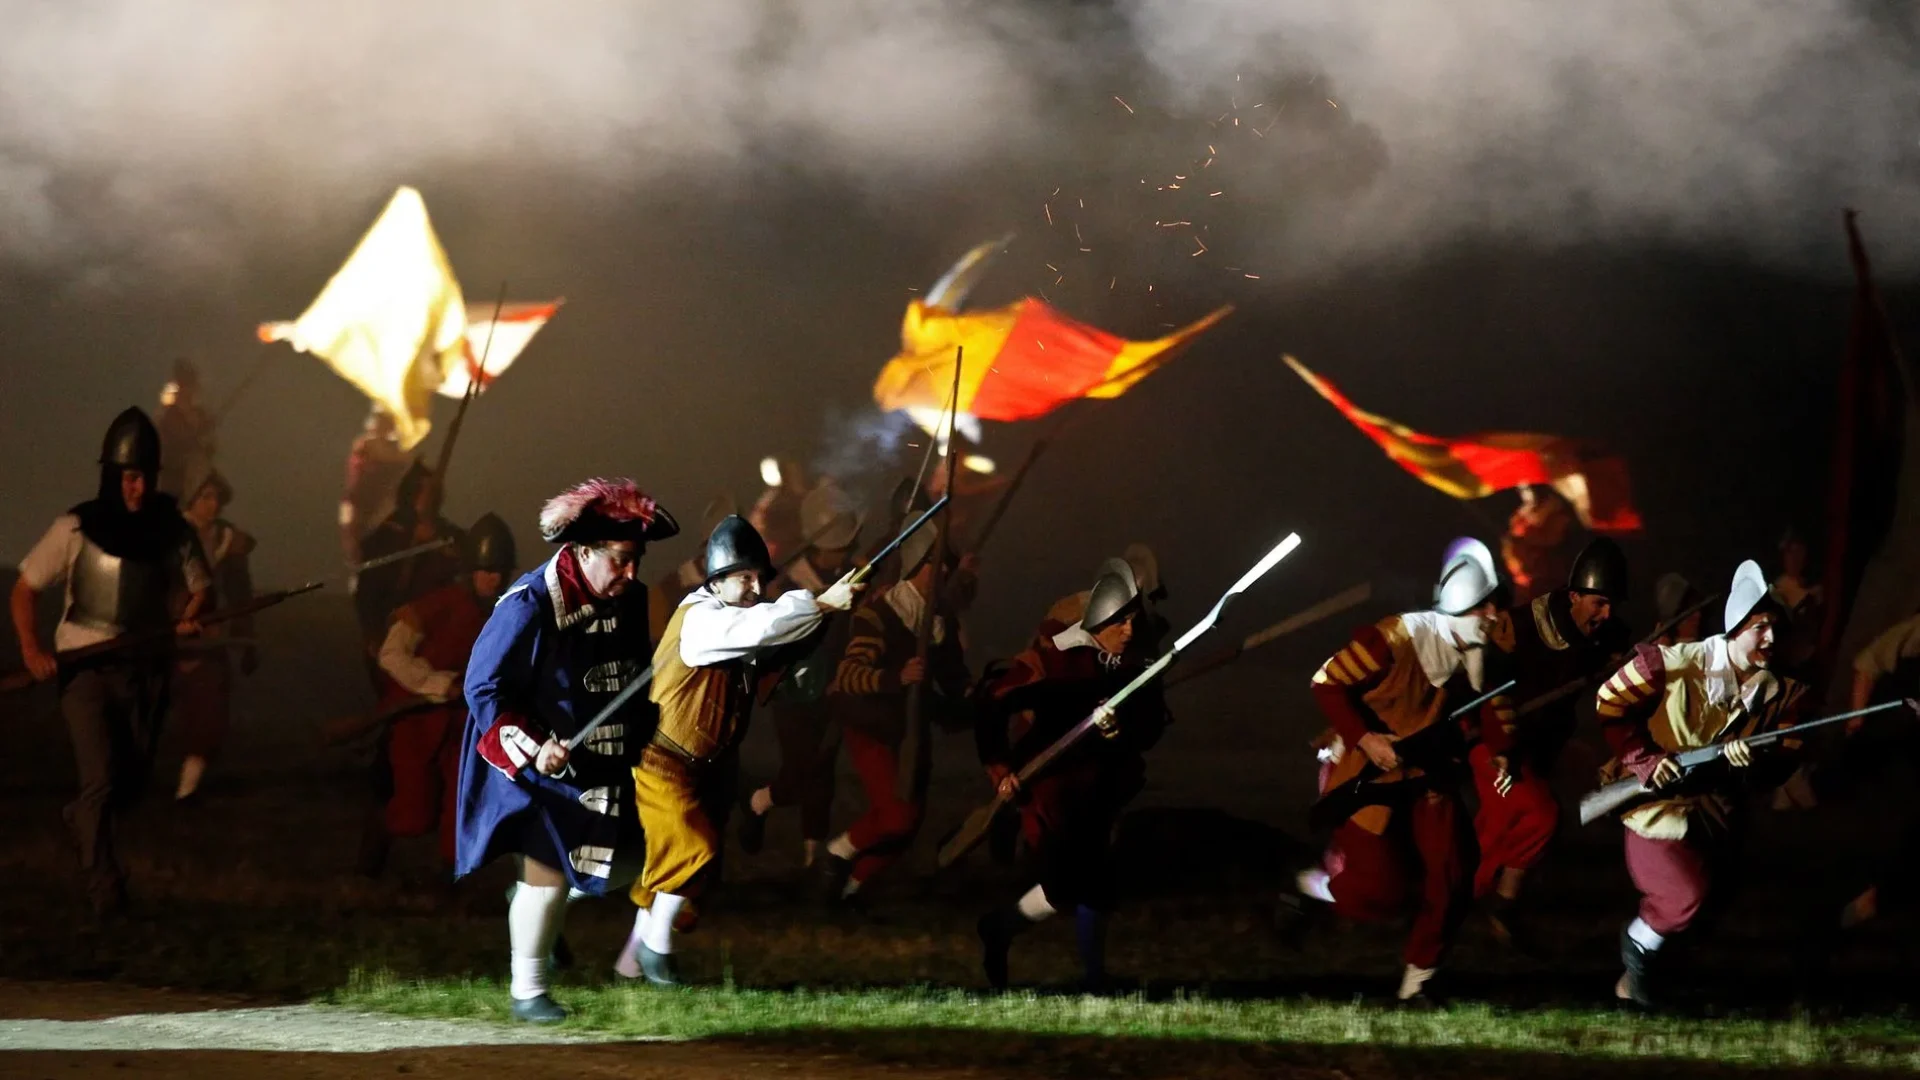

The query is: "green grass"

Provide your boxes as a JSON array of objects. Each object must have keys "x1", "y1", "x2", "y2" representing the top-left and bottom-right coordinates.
[{"x1": 332, "y1": 970, "x2": 1920, "y2": 1072}]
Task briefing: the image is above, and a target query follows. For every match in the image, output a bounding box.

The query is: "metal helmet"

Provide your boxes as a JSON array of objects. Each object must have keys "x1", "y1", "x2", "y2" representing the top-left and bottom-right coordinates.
[
  {"x1": 1123, "y1": 542, "x2": 1164, "y2": 602},
  {"x1": 800, "y1": 481, "x2": 860, "y2": 551},
  {"x1": 1654, "y1": 572, "x2": 1700, "y2": 625},
  {"x1": 1567, "y1": 537, "x2": 1629, "y2": 601},
  {"x1": 465, "y1": 512, "x2": 518, "y2": 572},
  {"x1": 704, "y1": 515, "x2": 773, "y2": 584},
  {"x1": 99, "y1": 407, "x2": 162, "y2": 472},
  {"x1": 899, "y1": 521, "x2": 942, "y2": 578},
  {"x1": 1082, "y1": 557, "x2": 1142, "y2": 630},
  {"x1": 1724, "y1": 559, "x2": 1773, "y2": 633},
  {"x1": 1433, "y1": 537, "x2": 1499, "y2": 616}
]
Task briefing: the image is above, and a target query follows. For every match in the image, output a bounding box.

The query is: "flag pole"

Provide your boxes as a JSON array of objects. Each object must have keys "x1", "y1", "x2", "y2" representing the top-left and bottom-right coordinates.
[{"x1": 432, "y1": 280, "x2": 507, "y2": 488}]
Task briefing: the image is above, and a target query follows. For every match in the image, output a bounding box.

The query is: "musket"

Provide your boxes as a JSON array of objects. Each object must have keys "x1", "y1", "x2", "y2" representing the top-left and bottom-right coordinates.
[
  {"x1": 2, "y1": 581, "x2": 324, "y2": 694},
  {"x1": 1166, "y1": 582, "x2": 1372, "y2": 689},
  {"x1": 1578, "y1": 698, "x2": 1918, "y2": 825},
  {"x1": 320, "y1": 695, "x2": 442, "y2": 746},
  {"x1": 349, "y1": 537, "x2": 458, "y2": 575},
  {"x1": 1304, "y1": 588, "x2": 1727, "y2": 831},
  {"x1": 562, "y1": 497, "x2": 951, "y2": 752},
  {"x1": 938, "y1": 532, "x2": 1304, "y2": 868}
]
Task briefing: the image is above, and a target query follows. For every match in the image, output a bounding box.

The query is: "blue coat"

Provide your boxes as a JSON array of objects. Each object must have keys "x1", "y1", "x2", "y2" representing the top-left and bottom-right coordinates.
[{"x1": 453, "y1": 552, "x2": 656, "y2": 894}]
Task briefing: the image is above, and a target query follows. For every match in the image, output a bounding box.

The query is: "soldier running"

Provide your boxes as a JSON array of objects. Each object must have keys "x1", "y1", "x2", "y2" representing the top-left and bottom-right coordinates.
[{"x1": 170, "y1": 468, "x2": 257, "y2": 804}]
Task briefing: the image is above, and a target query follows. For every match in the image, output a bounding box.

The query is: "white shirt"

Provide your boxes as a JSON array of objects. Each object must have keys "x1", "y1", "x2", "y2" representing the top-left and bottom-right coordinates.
[{"x1": 677, "y1": 586, "x2": 827, "y2": 667}]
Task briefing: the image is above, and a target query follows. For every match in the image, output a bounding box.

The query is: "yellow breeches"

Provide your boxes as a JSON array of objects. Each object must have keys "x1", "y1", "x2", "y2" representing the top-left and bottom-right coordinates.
[{"x1": 630, "y1": 745, "x2": 723, "y2": 910}]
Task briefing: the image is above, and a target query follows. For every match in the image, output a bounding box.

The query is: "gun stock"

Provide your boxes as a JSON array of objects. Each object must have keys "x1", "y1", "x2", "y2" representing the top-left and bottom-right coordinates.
[
  {"x1": 1579, "y1": 777, "x2": 1651, "y2": 825},
  {"x1": 937, "y1": 797, "x2": 1007, "y2": 868}
]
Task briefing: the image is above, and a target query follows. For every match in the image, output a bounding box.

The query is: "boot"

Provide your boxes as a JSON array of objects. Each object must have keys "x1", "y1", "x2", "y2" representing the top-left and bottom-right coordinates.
[
  {"x1": 1486, "y1": 893, "x2": 1535, "y2": 956},
  {"x1": 976, "y1": 906, "x2": 1031, "y2": 990},
  {"x1": 1617, "y1": 926, "x2": 1657, "y2": 1009},
  {"x1": 812, "y1": 853, "x2": 854, "y2": 908},
  {"x1": 737, "y1": 789, "x2": 767, "y2": 855},
  {"x1": 510, "y1": 993, "x2": 568, "y2": 1023},
  {"x1": 638, "y1": 942, "x2": 685, "y2": 987},
  {"x1": 1074, "y1": 906, "x2": 1108, "y2": 993}
]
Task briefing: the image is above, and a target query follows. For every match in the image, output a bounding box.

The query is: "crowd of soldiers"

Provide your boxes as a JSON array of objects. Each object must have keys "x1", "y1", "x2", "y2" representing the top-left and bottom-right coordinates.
[{"x1": 8, "y1": 371, "x2": 1918, "y2": 1023}]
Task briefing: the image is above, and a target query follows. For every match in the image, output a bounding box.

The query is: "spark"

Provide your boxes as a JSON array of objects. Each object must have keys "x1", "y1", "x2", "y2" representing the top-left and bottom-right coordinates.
[
  {"x1": 1326, "y1": 99, "x2": 1338, "y2": 109},
  {"x1": 1202, "y1": 157, "x2": 1214, "y2": 168},
  {"x1": 1157, "y1": 220, "x2": 1191, "y2": 228},
  {"x1": 1208, "y1": 145, "x2": 1217, "y2": 155},
  {"x1": 1078, "y1": 197, "x2": 1084, "y2": 209},
  {"x1": 1148, "y1": 284, "x2": 1154, "y2": 292},
  {"x1": 1079, "y1": 247, "x2": 1092, "y2": 253},
  {"x1": 1174, "y1": 174, "x2": 1186, "y2": 180},
  {"x1": 1191, "y1": 237, "x2": 1208, "y2": 257},
  {"x1": 1168, "y1": 183, "x2": 1182, "y2": 190},
  {"x1": 1209, "y1": 190, "x2": 1223, "y2": 197},
  {"x1": 1045, "y1": 262, "x2": 1059, "y2": 272},
  {"x1": 1233, "y1": 117, "x2": 1240, "y2": 126},
  {"x1": 1109, "y1": 277, "x2": 1116, "y2": 291},
  {"x1": 1051, "y1": 187, "x2": 1060, "y2": 196},
  {"x1": 1113, "y1": 95, "x2": 1134, "y2": 114},
  {"x1": 1251, "y1": 125, "x2": 1265, "y2": 139},
  {"x1": 1036, "y1": 340, "x2": 1046, "y2": 351},
  {"x1": 906, "y1": 286, "x2": 920, "y2": 292},
  {"x1": 1254, "y1": 102, "x2": 1265, "y2": 108},
  {"x1": 1244, "y1": 273, "x2": 1261, "y2": 280},
  {"x1": 1044, "y1": 202, "x2": 1053, "y2": 225},
  {"x1": 1055, "y1": 274, "x2": 1064, "y2": 285},
  {"x1": 1074, "y1": 223, "x2": 1084, "y2": 243},
  {"x1": 1215, "y1": 112, "x2": 1229, "y2": 124}
]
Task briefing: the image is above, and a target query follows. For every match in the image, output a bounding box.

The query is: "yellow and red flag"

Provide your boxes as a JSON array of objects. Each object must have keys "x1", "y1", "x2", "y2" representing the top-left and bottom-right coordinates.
[
  {"x1": 874, "y1": 298, "x2": 1232, "y2": 425},
  {"x1": 1284, "y1": 355, "x2": 1642, "y2": 533}
]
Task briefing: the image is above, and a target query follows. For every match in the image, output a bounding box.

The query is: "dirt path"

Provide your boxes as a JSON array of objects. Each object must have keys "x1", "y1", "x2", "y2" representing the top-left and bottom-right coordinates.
[{"x1": 0, "y1": 981, "x2": 1000, "y2": 1079}]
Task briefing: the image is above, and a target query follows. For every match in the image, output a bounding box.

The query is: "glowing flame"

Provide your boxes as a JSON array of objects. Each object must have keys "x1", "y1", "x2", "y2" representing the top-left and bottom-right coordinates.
[
  {"x1": 759, "y1": 456, "x2": 782, "y2": 487},
  {"x1": 962, "y1": 454, "x2": 997, "y2": 474}
]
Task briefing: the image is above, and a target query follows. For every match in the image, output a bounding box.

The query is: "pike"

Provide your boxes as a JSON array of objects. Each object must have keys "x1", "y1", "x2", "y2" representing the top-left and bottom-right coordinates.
[
  {"x1": 1578, "y1": 698, "x2": 1918, "y2": 825},
  {"x1": 1165, "y1": 581, "x2": 1372, "y2": 688},
  {"x1": 898, "y1": 346, "x2": 965, "y2": 801},
  {"x1": 1305, "y1": 589, "x2": 1726, "y2": 832},
  {"x1": 562, "y1": 495, "x2": 951, "y2": 752},
  {"x1": 1, "y1": 582, "x2": 324, "y2": 694},
  {"x1": 938, "y1": 532, "x2": 1303, "y2": 868}
]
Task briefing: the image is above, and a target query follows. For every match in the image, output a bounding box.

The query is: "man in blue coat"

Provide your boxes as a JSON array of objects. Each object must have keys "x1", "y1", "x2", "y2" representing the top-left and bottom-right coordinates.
[{"x1": 455, "y1": 477, "x2": 678, "y2": 1023}]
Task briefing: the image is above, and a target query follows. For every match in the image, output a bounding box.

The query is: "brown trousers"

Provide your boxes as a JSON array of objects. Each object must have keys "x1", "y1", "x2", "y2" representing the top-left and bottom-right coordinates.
[{"x1": 61, "y1": 666, "x2": 169, "y2": 884}]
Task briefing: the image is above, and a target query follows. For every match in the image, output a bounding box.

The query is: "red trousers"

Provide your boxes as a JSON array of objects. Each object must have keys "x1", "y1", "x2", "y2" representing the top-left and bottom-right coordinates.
[
  {"x1": 1326, "y1": 789, "x2": 1470, "y2": 968},
  {"x1": 843, "y1": 726, "x2": 924, "y2": 885},
  {"x1": 1623, "y1": 829, "x2": 1716, "y2": 936},
  {"x1": 385, "y1": 705, "x2": 459, "y2": 863},
  {"x1": 1468, "y1": 743, "x2": 1559, "y2": 896}
]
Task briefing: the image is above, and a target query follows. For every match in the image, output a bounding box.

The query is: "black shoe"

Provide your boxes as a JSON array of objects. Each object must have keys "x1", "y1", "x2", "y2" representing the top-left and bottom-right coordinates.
[
  {"x1": 737, "y1": 796, "x2": 768, "y2": 856},
  {"x1": 1617, "y1": 926, "x2": 1657, "y2": 1009},
  {"x1": 638, "y1": 942, "x2": 685, "y2": 987},
  {"x1": 812, "y1": 853, "x2": 854, "y2": 907},
  {"x1": 1486, "y1": 894, "x2": 1535, "y2": 956},
  {"x1": 510, "y1": 993, "x2": 568, "y2": 1023},
  {"x1": 1274, "y1": 892, "x2": 1325, "y2": 951},
  {"x1": 978, "y1": 912, "x2": 1013, "y2": 990}
]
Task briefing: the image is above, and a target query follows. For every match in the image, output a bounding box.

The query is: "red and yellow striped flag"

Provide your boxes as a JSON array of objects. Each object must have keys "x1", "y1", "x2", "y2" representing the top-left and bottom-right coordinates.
[
  {"x1": 874, "y1": 299, "x2": 1231, "y2": 422},
  {"x1": 1285, "y1": 354, "x2": 1642, "y2": 533}
]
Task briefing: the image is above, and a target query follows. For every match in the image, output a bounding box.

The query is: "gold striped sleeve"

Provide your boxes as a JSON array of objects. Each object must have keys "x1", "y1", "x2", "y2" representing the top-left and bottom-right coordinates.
[
  {"x1": 831, "y1": 610, "x2": 891, "y2": 695},
  {"x1": 1595, "y1": 656, "x2": 1656, "y2": 718}
]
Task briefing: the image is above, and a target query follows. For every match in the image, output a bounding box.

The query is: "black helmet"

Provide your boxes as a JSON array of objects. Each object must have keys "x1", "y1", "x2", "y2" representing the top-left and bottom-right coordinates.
[
  {"x1": 1082, "y1": 558, "x2": 1142, "y2": 630},
  {"x1": 704, "y1": 515, "x2": 773, "y2": 584},
  {"x1": 1568, "y1": 538, "x2": 1629, "y2": 601},
  {"x1": 100, "y1": 407, "x2": 162, "y2": 472},
  {"x1": 465, "y1": 512, "x2": 517, "y2": 572}
]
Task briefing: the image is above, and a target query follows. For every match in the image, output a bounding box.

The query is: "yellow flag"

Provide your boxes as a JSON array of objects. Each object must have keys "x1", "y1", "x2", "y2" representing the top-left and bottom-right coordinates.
[{"x1": 258, "y1": 187, "x2": 467, "y2": 449}]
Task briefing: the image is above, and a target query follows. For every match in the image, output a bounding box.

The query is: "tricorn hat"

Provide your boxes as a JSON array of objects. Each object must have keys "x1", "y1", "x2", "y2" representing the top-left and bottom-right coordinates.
[{"x1": 539, "y1": 477, "x2": 679, "y2": 545}]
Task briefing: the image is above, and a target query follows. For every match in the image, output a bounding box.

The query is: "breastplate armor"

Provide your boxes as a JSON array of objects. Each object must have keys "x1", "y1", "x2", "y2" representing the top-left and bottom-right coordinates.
[{"x1": 67, "y1": 533, "x2": 176, "y2": 636}]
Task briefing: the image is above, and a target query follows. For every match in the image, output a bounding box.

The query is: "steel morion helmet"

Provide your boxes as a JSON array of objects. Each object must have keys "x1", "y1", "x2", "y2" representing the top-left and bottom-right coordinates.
[
  {"x1": 1082, "y1": 557, "x2": 1142, "y2": 630},
  {"x1": 1433, "y1": 537, "x2": 1499, "y2": 616},
  {"x1": 99, "y1": 407, "x2": 162, "y2": 472},
  {"x1": 1567, "y1": 538, "x2": 1629, "y2": 601},
  {"x1": 704, "y1": 515, "x2": 773, "y2": 584},
  {"x1": 464, "y1": 512, "x2": 518, "y2": 572}
]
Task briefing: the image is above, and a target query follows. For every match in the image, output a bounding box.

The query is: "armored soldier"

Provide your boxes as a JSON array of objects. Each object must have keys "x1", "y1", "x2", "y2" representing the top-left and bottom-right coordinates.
[
  {"x1": 354, "y1": 461, "x2": 466, "y2": 657},
  {"x1": 456, "y1": 478, "x2": 678, "y2": 1023},
  {"x1": 171, "y1": 468, "x2": 257, "y2": 803},
  {"x1": 648, "y1": 495, "x2": 738, "y2": 643},
  {"x1": 812, "y1": 522, "x2": 969, "y2": 902},
  {"x1": 374, "y1": 514, "x2": 516, "y2": 870},
  {"x1": 738, "y1": 481, "x2": 862, "y2": 867},
  {"x1": 340, "y1": 405, "x2": 410, "y2": 568},
  {"x1": 1595, "y1": 561, "x2": 1808, "y2": 1008},
  {"x1": 1652, "y1": 573, "x2": 1707, "y2": 646},
  {"x1": 619, "y1": 516, "x2": 860, "y2": 987},
  {"x1": 1293, "y1": 539, "x2": 1511, "y2": 1003},
  {"x1": 1476, "y1": 538, "x2": 1629, "y2": 943},
  {"x1": 154, "y1": 359, "x2": 216, "y2": 500},
  {"x1": 10, "y1": 408, "x2": 211, "y2": 914},
  {"x1": 974, "y1": 559, "x2": 1168, "y2": 992}
]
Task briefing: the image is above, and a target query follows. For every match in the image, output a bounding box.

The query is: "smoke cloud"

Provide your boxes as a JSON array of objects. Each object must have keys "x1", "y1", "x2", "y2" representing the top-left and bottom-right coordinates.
[{"x1": 0, "y1": 0, "x2": 1913, "y2": 280}]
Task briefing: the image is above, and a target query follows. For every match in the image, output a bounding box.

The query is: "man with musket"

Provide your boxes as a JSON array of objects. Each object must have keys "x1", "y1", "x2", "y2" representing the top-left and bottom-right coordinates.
[
  {"x1": 456, "y1": 478, "x2": 677, "y2": 1023},
  {"x1": 974, "y1": 559, "x2": 1168, "y2": 992},
  {"x1": 1594, "y1": 561, "x2": 1808, "y2": 1008},
  {"x1": 354, "y1": 460, "x2": 466, "y2": 666},
  {"x1": 811, "y1": 521, "x2": 969, "y2": 902},
  {"x1": 373, "y1": 513, "x2": 516, "y2": 873},
  {"x1": 170, "y1": 467, "x2": 257, "y2": 804},
  {"x1": 11, "y1": 407, "x2": 211, "y2": 915},
  {"x1": 1477, "y1": 538, "x2": 1630, "y2": 943},
  {"x1": 619, "y1": 515, "x2": 860, "y2": 986},
  {"x1": 1293, "y1": 539, "x2": 1509, "y2": 1003},
  {"x1": 737, "y1": 481, "x2": 862, "y2": 868}
]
